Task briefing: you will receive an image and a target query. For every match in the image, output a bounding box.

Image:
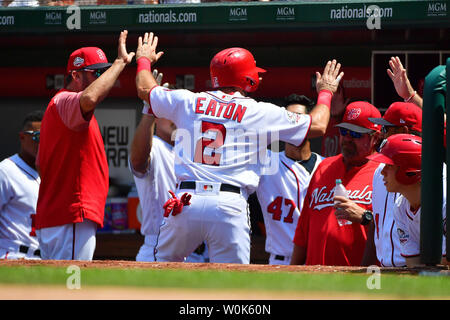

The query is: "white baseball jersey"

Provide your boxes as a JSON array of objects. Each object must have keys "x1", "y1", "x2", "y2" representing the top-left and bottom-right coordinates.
[
  {"x1": 394, "y1": 194, "x2": 447, "y2": 258},
  {"x1": 256, "y1": 150, "x2": 322, "y2": 264},
  {"x1": 149, "y1": 88, "x2": 311, "y2": 197},
  {"x1": 0, "y1": 154, "x2": 40, "y2": 259},
  {"x1": 371, "y1": 164, "x2": 405, "y2": 267},
  {"x1": 130, "y1": 136, "x2": 175, "y2": 240},
  {"x1": 149, "y1": 87, "x2": 311, "y2": 263},
  {"x1": 130, "y1": 135, "x2": 209, "y2": 262}
]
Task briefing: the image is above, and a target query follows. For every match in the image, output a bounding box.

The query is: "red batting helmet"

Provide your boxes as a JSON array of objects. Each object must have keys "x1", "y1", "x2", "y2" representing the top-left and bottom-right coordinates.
[
  {"x1": 210, "y1": 48, "x2": 266, "y2": 93},
  {"x1": 367, "y1": 134, "x2": 422, "y2": 185}
]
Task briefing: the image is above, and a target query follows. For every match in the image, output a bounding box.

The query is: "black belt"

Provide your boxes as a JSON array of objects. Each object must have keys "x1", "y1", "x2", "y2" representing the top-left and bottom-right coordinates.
[
  {"x1": 19, "y1": 245, "x2": 41, "y2": 257},
  {"x1": 180, "y1": 181, "x2": 240, "y2": 194},
  {"x1": 275, "y1": 255, "x2": 286, "y2": 261}
]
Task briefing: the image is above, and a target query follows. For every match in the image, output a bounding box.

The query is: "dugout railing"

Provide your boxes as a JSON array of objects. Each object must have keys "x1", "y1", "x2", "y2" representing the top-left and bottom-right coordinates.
[{"x1": 421, "y1": 57, "x2": 449, "y2": 266}]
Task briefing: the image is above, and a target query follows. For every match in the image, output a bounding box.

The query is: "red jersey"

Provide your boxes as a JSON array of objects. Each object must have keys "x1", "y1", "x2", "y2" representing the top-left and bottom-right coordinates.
[
  {"x1": 321, "y1": 117, "x2": 341, "y2": 157},
  {"x1": 36, "y1": 90, "x2": 109, "y2": 229},
  {"x1": 293, "y1": 154, "x2": 378, "y2": 266}
]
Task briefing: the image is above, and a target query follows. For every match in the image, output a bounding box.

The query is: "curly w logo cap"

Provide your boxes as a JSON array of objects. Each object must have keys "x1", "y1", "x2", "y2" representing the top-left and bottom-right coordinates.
[{"x1": 335, "y1": 101, "x2": 381, "y2": 134}]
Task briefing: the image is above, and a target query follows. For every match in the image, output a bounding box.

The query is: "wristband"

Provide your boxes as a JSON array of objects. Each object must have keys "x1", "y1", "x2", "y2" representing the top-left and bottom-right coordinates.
[
  {"x1": 317, "y1": 89, "x2": 333, "y2": 109},
  {"x1": 404, "y1": 91, "x2": 416, "y2": 103},
  {"x1": 137, "y1": 57, "x2": 151, "y2": 74}
]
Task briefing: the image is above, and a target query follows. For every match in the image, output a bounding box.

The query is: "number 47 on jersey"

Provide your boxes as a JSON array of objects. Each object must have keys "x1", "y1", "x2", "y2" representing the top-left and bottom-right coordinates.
[{"x1": 267, "y1": 196, "x2": 296, "y2": 223}]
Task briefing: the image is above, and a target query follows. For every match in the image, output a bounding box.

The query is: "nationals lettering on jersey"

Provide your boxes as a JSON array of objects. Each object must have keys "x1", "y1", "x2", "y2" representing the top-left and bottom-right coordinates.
[
  {"x1": 309, "y1": 184, "x2": 372, "y2": 211},
  {"x1": 149, "y1": 87, "x2": 311, "y2": 194},
  {"x1": 293, "y1": 154, "x2": 379, "y2": 266}
]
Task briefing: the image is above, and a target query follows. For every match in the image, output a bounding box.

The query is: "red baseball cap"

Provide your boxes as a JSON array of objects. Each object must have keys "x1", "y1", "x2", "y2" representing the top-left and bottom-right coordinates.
[
  {"x1": 66, "y1": 47, "x2": 112, "y2": 74},
  {"x1": 335, "y1": 101, "x2": 382, "y2": 134},
  {"x1": 368, "y1": 102, "x2": 422, "y2": 133}
]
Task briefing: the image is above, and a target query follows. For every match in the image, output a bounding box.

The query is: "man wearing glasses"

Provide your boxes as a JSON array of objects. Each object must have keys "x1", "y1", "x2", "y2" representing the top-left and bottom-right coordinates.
[
  {"x1": 0, "y1": 111, "x2": 43, "y2": 260},
  {"x1": 35, "y1": 30, "x2": 135, "y2": 260},
  {"x1": 332, "y1": 102, "x2": 424, "y2": 267},
  {"x1": 291, "y1": 102, "x2": 382, "y2": 266}
]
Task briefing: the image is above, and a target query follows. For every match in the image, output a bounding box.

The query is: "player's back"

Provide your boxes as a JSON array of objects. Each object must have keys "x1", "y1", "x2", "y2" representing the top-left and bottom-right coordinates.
[{"x1": 149, "y1": 87, "x2": 311, "y2": 193}]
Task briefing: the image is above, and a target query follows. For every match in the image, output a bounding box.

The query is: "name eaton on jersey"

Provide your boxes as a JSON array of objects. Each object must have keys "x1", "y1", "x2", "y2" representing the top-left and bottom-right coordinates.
[{"x1": 195, "y1": 97, "x2": 248, "y2": 123}]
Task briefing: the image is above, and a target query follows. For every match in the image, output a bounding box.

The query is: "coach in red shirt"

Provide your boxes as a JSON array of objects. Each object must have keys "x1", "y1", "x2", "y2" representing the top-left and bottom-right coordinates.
[
  {"x1": 291, "y1": 102, "x2": 382, "y2": 266},
  {"x1": 35, "y1": 31, "x2": 135, "y2": 260}
]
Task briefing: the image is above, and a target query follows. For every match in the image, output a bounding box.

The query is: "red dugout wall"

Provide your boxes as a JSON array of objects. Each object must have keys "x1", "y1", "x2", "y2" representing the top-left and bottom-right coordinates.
[{"x1": 0, "y1": 66, "x2": 371, "y2": 100}]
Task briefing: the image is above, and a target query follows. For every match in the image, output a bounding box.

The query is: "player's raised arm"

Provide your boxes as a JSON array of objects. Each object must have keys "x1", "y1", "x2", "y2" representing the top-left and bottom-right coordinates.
[
  {"x1": 307, "y1": 60, "x2": 344, "y2": 138},
  {"x1": 387, "y1": 56, "x2": 423, "y2": 108},
  {"x1": 80, "y1": 30, "x2": 135, "y2": 117},
  {"x1": 136, "y1": 32, "x2": 165, "y2": 104},
  {"x1": 130, "y1": 101, "x2": 156, "y2": 174},
  {"x1": 130, "y1": 69, "x2": 166, "y2": 174}
]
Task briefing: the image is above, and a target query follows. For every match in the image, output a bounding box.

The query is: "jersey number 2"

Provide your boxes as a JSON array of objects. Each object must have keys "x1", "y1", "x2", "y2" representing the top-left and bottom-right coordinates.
[
  {"x1": 194, "y1": 121, "x2": 226, "y2": 166},
  {"x1": 267, "y1": 196, "x2": 296, "y2": 223}
]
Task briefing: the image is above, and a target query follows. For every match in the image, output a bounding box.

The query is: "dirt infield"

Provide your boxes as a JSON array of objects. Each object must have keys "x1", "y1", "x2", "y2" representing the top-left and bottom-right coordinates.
[{"x1": 1, "y1": 258, "x2": 446, "y2": 274}]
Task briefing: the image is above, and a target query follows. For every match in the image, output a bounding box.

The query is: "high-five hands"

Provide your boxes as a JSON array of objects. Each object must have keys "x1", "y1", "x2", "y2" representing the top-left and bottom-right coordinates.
[
  {"x1": 136, "y1": 32, "x2": 164, "y2": 64},
  {"x1": 316, "y1": 60, "x2": 344, "y2": 94},
  {"x1": 387, "y1": 56, "x2": 415, "y2": 101},
  {"x1": 117, "y1": 30, "x2": 135, "y2": 65}
]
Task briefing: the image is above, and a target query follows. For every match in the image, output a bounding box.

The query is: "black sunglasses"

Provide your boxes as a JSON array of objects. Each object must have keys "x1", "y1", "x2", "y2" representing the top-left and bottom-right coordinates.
[
  {"x1": 339, "y1": 128, "x2": 363, "y2": 139},
  {"x1": 82, "y1": 68, "x2": 107, "y2": 78},
  {"x1": 23, "y1": 130, "x2": 40, "y2": 142}
]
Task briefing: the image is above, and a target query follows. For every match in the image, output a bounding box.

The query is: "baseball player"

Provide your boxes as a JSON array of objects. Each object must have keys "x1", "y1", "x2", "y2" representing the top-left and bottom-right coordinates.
[
  {"x1": 130, "y1": 71, "x2": 208, "y2": 262},
  {"x1": 334, "y1": 102, "x2": 423, "y2": 267},
  {"x1": 36, "y1": 30, "x2": 135, "y2": 260},
  {"x1": 256, "y1": 95, "x2": 323, "y2": 265},
  {"x1": 368, "y1": 102, "x2": 422, "y2": 266},
  {"x1": 367, "y1": 134, "x2": 447, "y2": 267},
  {"x1": 0, "y1": 111, "x2": 43, "y2": 260},
  {"x1": 135, "y1": 32, "x2": 342, "y2": 263}
]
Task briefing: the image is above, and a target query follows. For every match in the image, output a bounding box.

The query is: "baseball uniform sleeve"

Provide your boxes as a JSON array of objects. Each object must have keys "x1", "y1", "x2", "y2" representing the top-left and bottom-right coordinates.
[
  {"x1": 128, "y1": 157, "x2": 151, "y2": 179},
  {"x1": 0, "y1": 167, "x2": 12, "y2": 210},
  {"x1": 258, "y1": 102, "x2": 312, "y2": 147},
  {"x1": 149, "y1": 86, "x2": 194, "y2": 123},
  {"x1": 53, "y1": 91, "x2": 90, "y2": 131},
  {"x1": 394, "y1": 197, "x2": 420, "y2": 257}
]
